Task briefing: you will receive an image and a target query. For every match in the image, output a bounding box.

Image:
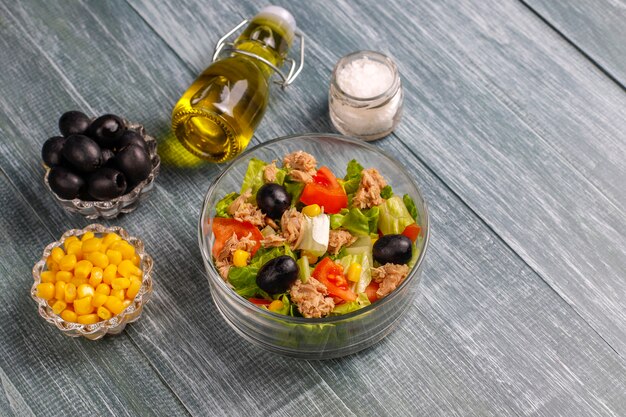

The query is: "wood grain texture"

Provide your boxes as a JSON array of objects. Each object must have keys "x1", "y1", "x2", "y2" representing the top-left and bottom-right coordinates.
[
  {"x1": 129, "y1": 0, "x2": 626, "y2": 355},
  {"x1": 523, "y1": 0, "x2": 626, "y2": 87},
  {"x1": 1, "y1": 0, "x2": 625, "y2": 416}
]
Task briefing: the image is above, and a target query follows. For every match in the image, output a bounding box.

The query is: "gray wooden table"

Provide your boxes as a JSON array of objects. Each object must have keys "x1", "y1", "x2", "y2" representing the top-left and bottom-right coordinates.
[{"x1": 1, "y1": 0, "x2": 625, "y2": 416}]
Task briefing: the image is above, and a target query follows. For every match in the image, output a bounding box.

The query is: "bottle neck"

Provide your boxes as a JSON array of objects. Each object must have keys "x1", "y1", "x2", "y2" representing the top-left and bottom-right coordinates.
[{"x1": 233, "y1": 18, "x2": 292, "y2": 77}]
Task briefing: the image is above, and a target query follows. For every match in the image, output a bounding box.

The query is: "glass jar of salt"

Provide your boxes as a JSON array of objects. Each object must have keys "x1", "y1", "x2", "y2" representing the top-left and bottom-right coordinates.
[{"x1": 329, "y1": 50, "x2": 403, "y2": 141}]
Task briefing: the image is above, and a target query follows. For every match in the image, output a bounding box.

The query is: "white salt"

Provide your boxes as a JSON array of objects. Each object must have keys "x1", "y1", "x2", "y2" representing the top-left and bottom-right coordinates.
[{"x1": 336, "y1": 57, "x2": 394, "y2": 98}]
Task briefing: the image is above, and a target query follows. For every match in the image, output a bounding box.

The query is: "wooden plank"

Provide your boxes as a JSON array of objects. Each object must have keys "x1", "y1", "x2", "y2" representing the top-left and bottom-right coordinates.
[
  {"x1": 127, "y1": 0, "x2": 626, "y2": 357},
  {"x1": 0, "y1": 170, "x2": 189, "y2": 417},
  {"x1": 0, "y1": 2, "x2": 624, "y2": 417},
  {"x1": 522, "y1": 0, "x2": 626, "y2": 87}
]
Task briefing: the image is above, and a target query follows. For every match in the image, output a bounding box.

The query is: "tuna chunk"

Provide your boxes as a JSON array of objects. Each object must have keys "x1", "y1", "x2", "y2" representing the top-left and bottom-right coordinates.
[
  {"x1": 263, "y1": 161, "x2": 279, "y2": 183},
  {"x1": 261, "y1": 233, "x2": 287, "y2": 248},
  {"x1": 289, "y1": 277, "x2": 335, "y2": 318},
  {"x1": 215, "y1": 232, "x2": 258, "y2": 279},
  {"x1": 288, "y1": 169, "x2": 313, "y2": 184},
  {"x1": 283, "y1": 150, "x2": 317, "y2": 174},
  {"x1": 372, "y1": 263, "x2": 410, "y2": 298},
  {"x1": 227, "y1": 189, "x2": 265, "y2": 227},
  {"x1": 328, "y1": 229, "x2": 357, "y2": 255},
  {"x1": 352, "y1": 168, "x2": 387, "y2": 209},
  {"x1": 281, "y1": 207, "x2": 304, "y2": 246}
]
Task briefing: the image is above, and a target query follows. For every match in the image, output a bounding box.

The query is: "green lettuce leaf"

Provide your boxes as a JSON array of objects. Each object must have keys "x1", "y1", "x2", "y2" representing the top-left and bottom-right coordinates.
[
  {"x1": 215, "y1": 192, "x2": 238, "y2": 218},
  {"x1": 403, "y1": 194, "x2": 419, "y2": 221},
  {"x1": 330, "y1": 293, "x2": 370, "y2": 315},
  {"x1": 240, "y1": 158, "x2": 267, "y2": 196},
  {"x1": 338, "y1": 250, "x2": 373, "y2": 294},
  {"x1": 274, "y1": 168, "x2": 287, "y2": 185},
  {"x1": 284, "y1": 180, "x2": 305, "y2": 205},
  {"x1": 380, "y1": 185, "x2": 393, "y2": 199},
  {"x1": 342, "y1": 159, "x2": 363, "y2": 195},
  {"x1": 330, "y1": 207, "x2": 380, "y2": 236},
  {"x1": 379, "y1": 195, "x2": 416, "y2": 235}
]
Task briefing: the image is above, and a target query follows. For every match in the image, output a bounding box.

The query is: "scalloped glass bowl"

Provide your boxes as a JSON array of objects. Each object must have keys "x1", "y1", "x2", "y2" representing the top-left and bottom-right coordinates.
[
  {"x1": 199, "y1": 134, "x2": 430, "y2": 359},
  {"x1": 43, "y1": 121, "x2": 161, "y2": 219},
  {"x1": 31, "y1": 224, "x2": 153, "y2": 340}
]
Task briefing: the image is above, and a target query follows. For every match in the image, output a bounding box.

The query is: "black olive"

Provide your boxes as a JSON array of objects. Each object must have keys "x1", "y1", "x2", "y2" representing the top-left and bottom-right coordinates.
[
  {"x1": 88, "y1": 167, "x2": 127, "y2": 200},
  {"x1": 41, "y1": 136, "x2": 66, "y2": 167},
  {"x1": 58, "y1": 111, "x2": 90, "y2": 137},
  {"x1": 48, "y1": 166, "x2": 85, "y2": 200},
  {"x1": 61, "y1": 134, "x2": 102, "y2": 173},
  {"x1": 114, "y1": 144, "x2": 152, "y2": 187},
  {"x1": 117, "y1": 130, "x2": 147, "y2": 152},
  {"x1": 88, "y1": 114, "x2": 125, "y2": 148},
  {"x1": 100, "y1": 148, "x2": 115, "y2": 166},
  {"x1": 256, "y1": 183, "x2": 291, "y2": 219},
  {"x1": 256, "y1": 255, "x2": 299, "y2": 294},
  {"x1": 373, "y1": 234, "x2": 413, "y2": 265}
]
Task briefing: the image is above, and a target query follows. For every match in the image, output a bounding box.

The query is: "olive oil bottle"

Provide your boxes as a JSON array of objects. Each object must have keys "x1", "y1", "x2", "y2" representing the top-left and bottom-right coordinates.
[{"x1": 172, "y1": 6, "x2": 297, "y2": 162}]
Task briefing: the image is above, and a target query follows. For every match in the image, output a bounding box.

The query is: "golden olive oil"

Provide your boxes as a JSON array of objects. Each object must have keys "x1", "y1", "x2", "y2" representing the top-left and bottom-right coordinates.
[{"x1": 172, "y1": 11, "x2": 294, "y2": 162}]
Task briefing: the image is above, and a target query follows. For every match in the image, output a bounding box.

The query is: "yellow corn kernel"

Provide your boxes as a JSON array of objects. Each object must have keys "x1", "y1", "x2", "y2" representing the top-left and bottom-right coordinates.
[
  {"x1": 104, "y1": 296, "x2": 124, "y2": 315},
  {"x1": 55, "y1": 270, "x2": 72, "y2": 283},
  {"x1": 106, "y1": 249, "x2": 122, "y2": 266},
  {"x1": 97, "y1": 306, "x2": 112, "y2": 320},
  {"x1": 58, "y1": 254, "x2": 77, "y2": 271},
  {"x1": 65, "y1": 240, "x2": 83, "y2": 260},
  {"x1": 131, "y1": 254, "x2": 141, "y2": 267},
  {"x1": 64, "y1": 283, "x2": 77, "y2": 303},
  {"x1": 36, "y1": 283, "x2": 55, "y2": 300},
  {"x1": 71, "y1": 277, "x2": 89, "y2": 287},
  {"x1": 55, "y1": 280, "x2": 66, "y2": 300},
  {"x1": 77, "y1": 283, "x2": 95, "y2": 299},
  {"x1": 74, "y1": 296, "x2": 94, "y2": 315},
  {"x1": 112, "y1": 277, "x2": 131, "y2": 290},
  {"x1": 232, "y1": 250, "x2": 250, "y2": 267},
  {"x1": 121, "y1": 299, "x2": 132, "y2": 309},
  {"x1": 88, "y1": 267, "x2": 103, "y2": 287},
  {"x1": 86, "y1": 251, "x2": 109, "y2": 269},
  {"x1": 77, "y1": 314, "x2": 99, "y2": 325},
  {"x1": 92, "y1": 292, "x2": 108, "y2": 308},
  {"x1": 73, "y1": 259, "x2": 93, "y2": 280},
  {"x1": 268, "y1": 300, "x2": 284, "y2": 312},
  {"x1": 347, "y1": 263, "x2": 362, "y2": 283},
  {"x1": 112, "y1": 241, "x2": 135, "y2": 260},
  {"x1": 81, "y1": 237, "x2": 102, "y2": 253},
  {"x1": 302, "y1": 251, "x2": 318, "y2": 265},
  {"x1": 95, "y1": 283, "x2": 111, "y2": 295},
  {"x1": 50, "y1": 246, "x2": 65, "y2": 263},
  {"x1": 302, "y1": 204, "x2": 322, "y2": 217},
  {"x1": 40, "y1": 271, "x2": 56, "y2": 283},
  {"x1": 63, "y1": 236, "x2": 79, "y2": 251},
  {"x1": 371, "y1": 237, "x2": 378, "y2": 245},
  {"x1": 126, "y1": 278, "x2": 142, "y2": 299},
  {"x1": 52, "y1": 300, "x2": 67, "y2": 315},
  {"x1": 61, "y1": 309, "x2": 78, "y2": 322},
  {"x1": 81, "y1": 231, "x2": 96, "y2": 241},
  {"x1": 103, "y1": 264, "x2": 117, "y2": 284},
  {"x1": 46, "y1": 260, "x2": 59, "y2": 273},
  {"x1": 111, "y1": 288, "x2": 125, "y2": 300},
  {"x1": 118, "y1": 260, "x2": 141, "y2": 278}
]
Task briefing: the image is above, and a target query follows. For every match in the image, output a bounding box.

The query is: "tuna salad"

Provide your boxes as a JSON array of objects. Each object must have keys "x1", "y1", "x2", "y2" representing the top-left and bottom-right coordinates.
[{"x1": 210, "y1": 151, "x2": 423, "y2": 318}]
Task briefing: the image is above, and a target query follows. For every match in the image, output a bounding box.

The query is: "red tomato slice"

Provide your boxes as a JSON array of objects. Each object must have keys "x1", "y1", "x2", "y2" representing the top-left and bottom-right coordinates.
[
  {"x1": 312, "y1": 258, "x2": 357, "y2": 302},
  {"x1": 299, "y1": 166, "x2": 348, "y2": 214},
  {"x1": 211, "y1": 218, "x2": 263, "y2": 258},
  {"x1": 248, "y1": 298, "x2": 271, "y2": 306},
  {"x1": 365, "y1": 281, "x2": 379, "y2": 303},
  {"x1": 402, "y1": 223, "x2": 421, "y2": 242}
]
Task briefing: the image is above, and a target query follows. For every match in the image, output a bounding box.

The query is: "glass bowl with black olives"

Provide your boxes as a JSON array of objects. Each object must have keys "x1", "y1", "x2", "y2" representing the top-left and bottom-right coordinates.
[
  {"x1": 199, "y1": 134, "x2": 430, "y2": 359},
  {"x1": 42, "y1": 111, "x2": 160, "y2": 219}
]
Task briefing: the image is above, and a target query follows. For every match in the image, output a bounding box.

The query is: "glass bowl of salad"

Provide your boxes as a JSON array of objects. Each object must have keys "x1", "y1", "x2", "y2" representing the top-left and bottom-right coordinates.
[{"x1": 199, "y1": 134, "x2": 429, "y2": 359}]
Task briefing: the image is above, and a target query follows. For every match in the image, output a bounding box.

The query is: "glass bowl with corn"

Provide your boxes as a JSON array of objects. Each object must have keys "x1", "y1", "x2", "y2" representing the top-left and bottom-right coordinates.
[{"x1": 31, "y1": 224, "x2": 153, "y2": 340}]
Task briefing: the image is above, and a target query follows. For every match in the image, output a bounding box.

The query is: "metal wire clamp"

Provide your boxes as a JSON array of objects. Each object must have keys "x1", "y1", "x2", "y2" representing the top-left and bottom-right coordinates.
[{"x1": 211, "y1": 18, "x2": 305, "y2": 89}]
